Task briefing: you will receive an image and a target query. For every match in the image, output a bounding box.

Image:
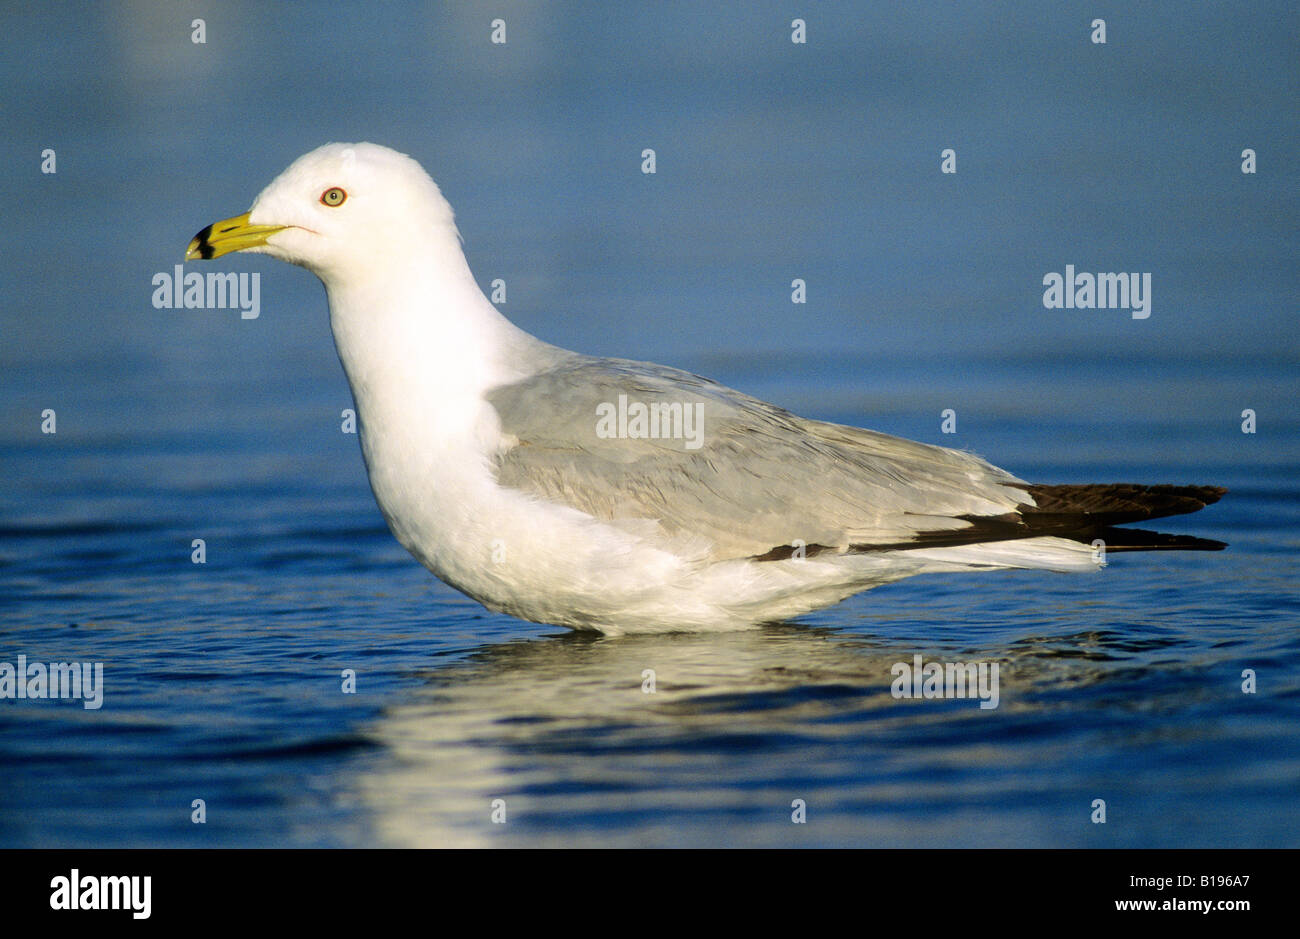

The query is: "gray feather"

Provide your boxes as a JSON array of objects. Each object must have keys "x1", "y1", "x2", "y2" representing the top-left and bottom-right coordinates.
[{"x1": 485, "y1": 355, "x2": 1028, "y2": 561}]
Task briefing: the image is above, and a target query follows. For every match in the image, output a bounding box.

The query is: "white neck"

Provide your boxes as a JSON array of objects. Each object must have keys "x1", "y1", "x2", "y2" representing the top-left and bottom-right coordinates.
[
  {"x1": 317, "y1": 236, "x2": 558, "y2": 565},
  {"x1": 322, "y1": 237, "x2": 547, "y2": 442}
]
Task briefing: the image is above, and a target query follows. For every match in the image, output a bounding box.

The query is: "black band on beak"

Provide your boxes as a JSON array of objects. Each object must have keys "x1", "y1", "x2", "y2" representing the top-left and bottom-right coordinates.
[{"x1": 192, "y1": 224, "x2": 216, "y2": 260}]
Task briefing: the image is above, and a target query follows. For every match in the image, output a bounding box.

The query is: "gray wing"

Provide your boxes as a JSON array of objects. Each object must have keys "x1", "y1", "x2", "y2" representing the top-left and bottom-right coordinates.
[{"x1": 485, "y1": 355, "x2": 1032, "y2": 561}]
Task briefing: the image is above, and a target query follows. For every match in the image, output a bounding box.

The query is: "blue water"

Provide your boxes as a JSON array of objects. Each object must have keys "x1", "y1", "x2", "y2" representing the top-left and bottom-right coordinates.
[{"x1": 2, "y1": 2, "x2": 1297, "y2": 847}]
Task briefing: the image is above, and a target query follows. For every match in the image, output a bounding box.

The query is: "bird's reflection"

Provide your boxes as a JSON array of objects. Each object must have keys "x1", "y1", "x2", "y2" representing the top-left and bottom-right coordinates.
[{"x1": 343, "y1": 615, "x2": 1199, "y2": 847}]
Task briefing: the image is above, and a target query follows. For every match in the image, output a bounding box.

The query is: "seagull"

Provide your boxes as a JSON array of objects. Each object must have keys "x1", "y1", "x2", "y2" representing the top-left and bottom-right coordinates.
[{"x1": 187, "y1": 142, "x2": 1225, "y2": 634}]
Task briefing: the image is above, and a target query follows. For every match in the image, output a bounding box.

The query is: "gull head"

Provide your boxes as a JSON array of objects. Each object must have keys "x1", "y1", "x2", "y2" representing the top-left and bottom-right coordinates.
[{"x1": 186, "y1": 142, "x2": 460, "y2": 282}]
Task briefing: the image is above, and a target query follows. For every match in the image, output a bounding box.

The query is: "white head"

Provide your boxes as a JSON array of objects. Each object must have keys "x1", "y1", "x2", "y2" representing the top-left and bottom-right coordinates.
[{"x1": 187, "y1": 142, "x2": 464, "y2": 284}]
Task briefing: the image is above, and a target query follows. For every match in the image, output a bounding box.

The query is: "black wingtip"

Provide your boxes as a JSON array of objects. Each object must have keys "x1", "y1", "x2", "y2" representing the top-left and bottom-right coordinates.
[
  {"x1": 1094, "y1": 526, "x2": 1228, "y2": 551},
  {"x1": 1015, "y1": 483, "x2": 1228, "y2": 521},
  {"x1": 824, "y1": 482, "x2": 1230, "y2": 556}
]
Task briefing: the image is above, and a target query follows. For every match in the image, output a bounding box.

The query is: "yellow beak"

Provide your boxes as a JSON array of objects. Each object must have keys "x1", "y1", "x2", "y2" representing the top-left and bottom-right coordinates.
[{"x1": 186, "y1": 212, "x2": 287, "y2": 260}]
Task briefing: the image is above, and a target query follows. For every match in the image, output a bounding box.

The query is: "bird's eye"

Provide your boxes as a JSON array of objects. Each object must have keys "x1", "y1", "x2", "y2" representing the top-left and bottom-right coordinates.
[{"x1": 320, "y1": 187, "x2": 347, "y2": 207}]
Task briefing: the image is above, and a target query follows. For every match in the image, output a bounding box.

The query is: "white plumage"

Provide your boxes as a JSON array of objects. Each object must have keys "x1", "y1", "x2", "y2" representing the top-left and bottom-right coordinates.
[{"x1": 187, "y1": 143, "x2": 1223, "y2": 634}]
